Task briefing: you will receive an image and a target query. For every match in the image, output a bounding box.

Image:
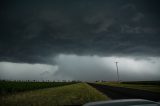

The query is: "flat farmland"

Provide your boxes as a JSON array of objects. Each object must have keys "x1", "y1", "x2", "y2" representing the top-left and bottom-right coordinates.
[
  {"x1": 0, "y1": 83, "x2": 109, "y2": 106},
  {"x1": 0, "y1": 80, "x2": 77, "y2": 96}
]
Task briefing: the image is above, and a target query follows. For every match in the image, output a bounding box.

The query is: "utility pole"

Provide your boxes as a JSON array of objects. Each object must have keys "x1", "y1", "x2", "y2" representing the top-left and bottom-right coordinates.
[{"x1": 115, "y1": 62, "x2": 120, "y2": 82}]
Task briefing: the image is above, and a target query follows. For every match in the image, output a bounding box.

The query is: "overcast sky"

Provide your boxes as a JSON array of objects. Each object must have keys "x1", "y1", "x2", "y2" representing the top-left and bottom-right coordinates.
[{"x1": 0, "y1": 0, "x2": 160, "y2": 81}]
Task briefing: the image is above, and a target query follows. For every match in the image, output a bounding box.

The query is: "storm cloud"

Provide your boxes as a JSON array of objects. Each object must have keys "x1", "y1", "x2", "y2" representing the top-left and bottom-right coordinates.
[
  {"x1": 0, "y1": 0, "x2": 160, "y2": 81},
  {"x1": 0, "y1": 54, "x2": 160, "y2": 81}
]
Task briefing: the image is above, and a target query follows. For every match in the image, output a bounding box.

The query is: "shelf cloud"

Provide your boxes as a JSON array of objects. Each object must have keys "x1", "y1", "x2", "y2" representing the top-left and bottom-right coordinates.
[{"x1": 0, "y1": 0, "x2": 160, "y2": 81}]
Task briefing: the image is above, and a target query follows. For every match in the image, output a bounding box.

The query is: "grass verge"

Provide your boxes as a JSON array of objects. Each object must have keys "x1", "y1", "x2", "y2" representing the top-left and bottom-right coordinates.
[{"x1": 0, "y1": 83, "x2": 109, "y2": 106}]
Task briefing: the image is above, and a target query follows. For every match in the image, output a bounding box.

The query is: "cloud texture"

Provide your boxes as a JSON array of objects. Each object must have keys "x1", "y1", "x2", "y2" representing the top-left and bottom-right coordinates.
[
  {"x1": 0, "y1": 0, "x2": 160, "y2": 81},
  {"x1": 0, "y1": 0, "x2": 160, "y2": 64}
]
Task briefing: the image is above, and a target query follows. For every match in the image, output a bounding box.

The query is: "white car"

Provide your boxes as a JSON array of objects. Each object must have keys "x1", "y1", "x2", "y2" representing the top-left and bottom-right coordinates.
[{"x1": 83, "y1": 99, "x2": 160, "y2": 106}]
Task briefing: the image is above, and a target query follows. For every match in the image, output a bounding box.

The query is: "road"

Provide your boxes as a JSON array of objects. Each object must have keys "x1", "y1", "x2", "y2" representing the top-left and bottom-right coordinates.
[{"x1": 88, "y1": 83, "x2": 160, "y2": 102}]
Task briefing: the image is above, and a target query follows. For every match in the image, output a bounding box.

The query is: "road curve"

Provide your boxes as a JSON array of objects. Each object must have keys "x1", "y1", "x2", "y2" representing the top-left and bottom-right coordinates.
[{"x1": 88, "y1": 83, "x2": 160, "y2": 102}]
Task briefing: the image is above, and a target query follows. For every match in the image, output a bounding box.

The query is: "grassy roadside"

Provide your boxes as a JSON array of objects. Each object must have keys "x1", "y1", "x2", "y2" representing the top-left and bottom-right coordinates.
[
  {"x1": 96, "y1": 82, "x2": 160, "y2": 93},
  {"x1": 0, "y1": 83, "x2": 109, "y2": 106}
]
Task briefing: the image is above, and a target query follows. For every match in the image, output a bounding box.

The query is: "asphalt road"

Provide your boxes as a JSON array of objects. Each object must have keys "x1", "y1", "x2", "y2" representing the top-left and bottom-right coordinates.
[{"x1": 88, "y1": 83, "x2": 160, "y2": 102}]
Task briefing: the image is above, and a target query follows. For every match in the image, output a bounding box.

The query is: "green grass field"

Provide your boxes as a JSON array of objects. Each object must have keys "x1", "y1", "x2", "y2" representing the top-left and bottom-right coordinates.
[
  {"x1": 96, "y1": 82, "x2": 160, "y2": 93},
  {"x1": 0, "y1": 83, "x2": 109, "y2": 106}
]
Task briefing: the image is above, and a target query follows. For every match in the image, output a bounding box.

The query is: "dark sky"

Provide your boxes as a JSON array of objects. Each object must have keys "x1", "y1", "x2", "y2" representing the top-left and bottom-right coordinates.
[{"x1": 0, "y1": 0, "x2": 160, "y2": 81}]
